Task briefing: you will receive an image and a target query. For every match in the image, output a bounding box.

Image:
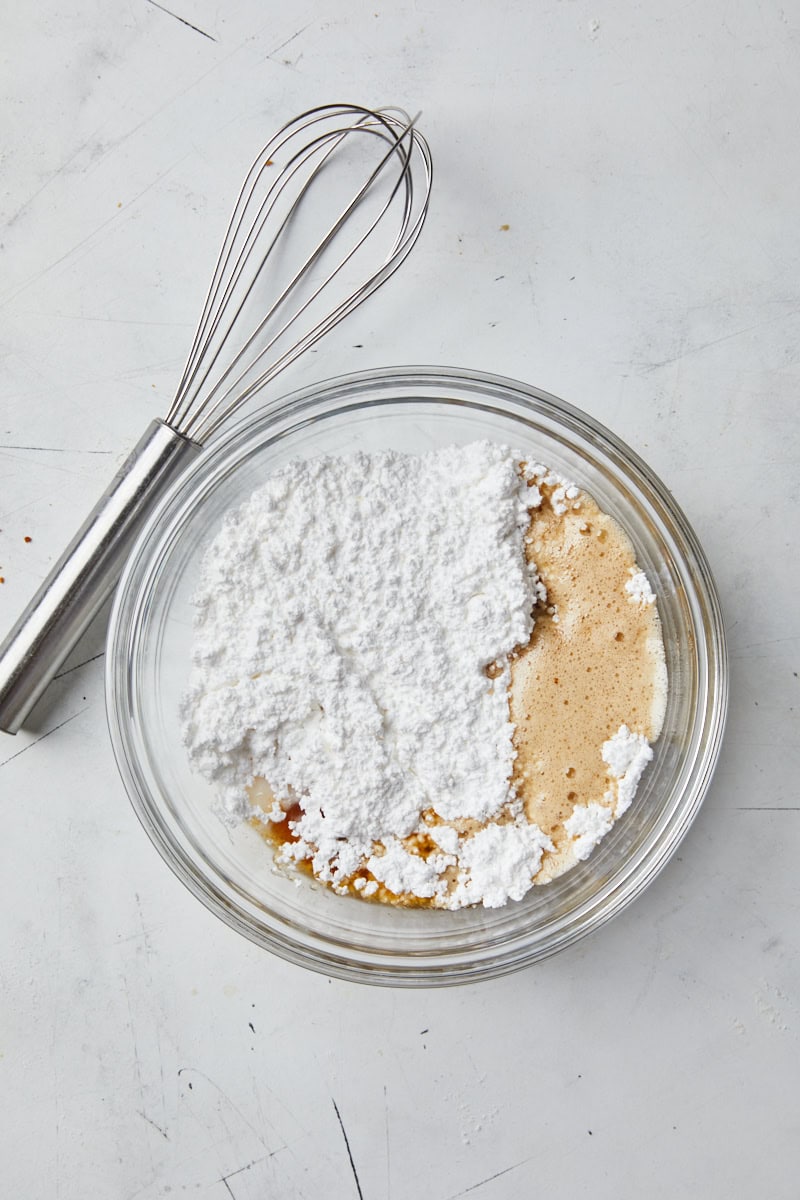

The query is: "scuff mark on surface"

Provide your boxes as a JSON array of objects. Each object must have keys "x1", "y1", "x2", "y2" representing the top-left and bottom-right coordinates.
[
  {"x1": 136, "y1": 1109, "x2": 169, "y2": 1140},
  {"x1": 445, "y1": 1157, "x2": 534, "y2": 1199},
  {"x1": 265, "y1": 24, "x2": 313, "y2": 61},
  {"x1": 145, "y1": 0, "x2": 217, "y2": 42},
  {"x1": 0, "y1": 707, "x2": 88, "y2": 769},
  {"x1": 53, "y1": 652, "x2": 105, "y2": 680},
  {"x1": 332, "y1": 1097, "x2": 364, "y2": 1200},
  {"x1": 0, "y1": 445, "x2": 113, "y2": 454}
]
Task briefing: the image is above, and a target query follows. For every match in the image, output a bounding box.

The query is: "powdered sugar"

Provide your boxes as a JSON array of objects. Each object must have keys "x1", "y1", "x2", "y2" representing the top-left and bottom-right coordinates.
[
  {"x1": 564, "y1": 801, "x2": 615, "y2": 861},
  {"x1": 602, "y1": 724, "x2": 654, "y2": 816},
  {"x1": 450, "y1": 821, "x2": 554, "y2": 908},
  {"x1": 625, "y1": 569, "x2": 656, "y2": 606},
  {"x1": 367, "y1": 838, "x2": 453, "y2": 901},
  {"x1": 182, "y1": 441, "x2": 553, "y2": 908}
]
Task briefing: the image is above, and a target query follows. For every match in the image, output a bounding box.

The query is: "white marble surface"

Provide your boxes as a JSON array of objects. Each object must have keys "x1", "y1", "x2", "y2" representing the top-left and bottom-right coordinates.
[{"x1": 2, "y1": 1, "x2": 798, "y2": 1196}]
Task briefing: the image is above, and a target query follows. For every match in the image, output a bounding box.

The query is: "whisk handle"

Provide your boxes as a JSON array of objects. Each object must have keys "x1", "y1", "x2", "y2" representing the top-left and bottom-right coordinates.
[{"x1": 0, "y1": 419, "x2": 201, "y2": 735}]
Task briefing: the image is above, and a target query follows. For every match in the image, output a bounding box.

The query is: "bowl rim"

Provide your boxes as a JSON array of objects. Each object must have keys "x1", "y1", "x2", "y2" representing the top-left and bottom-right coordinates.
[{"x1": 106, "y1": 364, "x2": 729, "y2": 986}]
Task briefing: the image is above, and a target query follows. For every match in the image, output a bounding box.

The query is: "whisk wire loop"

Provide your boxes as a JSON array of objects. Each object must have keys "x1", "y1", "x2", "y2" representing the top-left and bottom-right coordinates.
[
  {"x1": 175, "y1": 119, "x2": 406, "y2": 434},
  {"x1": 167, "y1": 104, "x2": 431, "y2": 443},
  {"x1": 183, "y1": 123, "x2": 418, "y2": 440}
]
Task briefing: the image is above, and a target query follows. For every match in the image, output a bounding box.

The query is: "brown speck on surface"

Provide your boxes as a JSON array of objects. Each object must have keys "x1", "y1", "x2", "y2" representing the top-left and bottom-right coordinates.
[
  {"x1": 24, "y1": 536, "x2": 32, "y2": 543},
  {"x1": 500, "y1": 223, "x2": 510, "y2": 231},
  {"x1": 0, "y1": 577, "x2": 5, "y2": 584},
  {"x1": 265, "y1": 159, "x2": 274, "y2": 166}
]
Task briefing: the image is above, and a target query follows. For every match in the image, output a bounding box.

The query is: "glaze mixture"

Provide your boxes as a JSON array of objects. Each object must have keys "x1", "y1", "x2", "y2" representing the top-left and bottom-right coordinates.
[{"x1": 182, "y1": 443, "x2": 666, "y2": 909}]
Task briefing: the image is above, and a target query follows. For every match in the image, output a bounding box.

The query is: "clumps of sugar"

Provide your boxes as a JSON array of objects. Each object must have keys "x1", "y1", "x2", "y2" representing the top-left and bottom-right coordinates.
[
  {"x1": 564, "y1": 802, "x2": 615, "y2": 861},
  {"x1": 563, "y1": 725, "x2": 654, "y2": 860},
  {"x1": 625, "y1": 568, "x2": 656, "y2": 606},
  {"x1": 602, "y1": 724, "x2": 654, "y2": 815},
  {"x1": 450, "y1": 820, "x2": 554, "y2": 908},
  {"x1": 367, "y1": 838, "x2": 452, "y2": 901},
  {"x1": 521, "y1": 462, "x2": 581, "y2": 517}
]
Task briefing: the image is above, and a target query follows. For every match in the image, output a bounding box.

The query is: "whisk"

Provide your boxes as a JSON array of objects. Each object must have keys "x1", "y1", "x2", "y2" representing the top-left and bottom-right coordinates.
[{"x1": 0, "y1": 103, "x2": 433, "y2": 734}]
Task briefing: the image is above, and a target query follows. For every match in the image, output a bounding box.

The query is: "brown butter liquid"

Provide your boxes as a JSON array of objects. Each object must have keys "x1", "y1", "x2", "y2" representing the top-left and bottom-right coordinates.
[{"x1": 511, "y1": 485, "x2": 665, "y2": 882}]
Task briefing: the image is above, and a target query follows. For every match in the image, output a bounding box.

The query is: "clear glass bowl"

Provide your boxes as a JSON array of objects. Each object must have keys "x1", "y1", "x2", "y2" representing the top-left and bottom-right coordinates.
[{"x1": 106, "y1": 367, "x2": 727, "y2": 986}]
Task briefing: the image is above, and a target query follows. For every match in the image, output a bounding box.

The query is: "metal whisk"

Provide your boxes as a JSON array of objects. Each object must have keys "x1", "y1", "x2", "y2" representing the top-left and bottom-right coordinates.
[{"x1": 0, "y1": 103, "x2": 432, "y2": 734}]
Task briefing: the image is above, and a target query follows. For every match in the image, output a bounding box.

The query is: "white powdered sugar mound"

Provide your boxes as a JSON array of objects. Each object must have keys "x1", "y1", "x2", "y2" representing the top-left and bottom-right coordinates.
[
  {"x1": 366, "y1": 838, "x2": 453, "y2": 901},
  {"x1": 625, "y1": 568, "x2": 656, "y2": 606},
  {"x1": 564, "y1": 802, "x2": 615, "y2": 861},
  {"x1": 602, "y1": 724, "x2": 654, "y2": 816},
  {"x1": 182, "y1": 441, "x2": 548, "y2": 908},
  {"x1": 450, "y1": 821, "x2": 555, "y2": 908}
]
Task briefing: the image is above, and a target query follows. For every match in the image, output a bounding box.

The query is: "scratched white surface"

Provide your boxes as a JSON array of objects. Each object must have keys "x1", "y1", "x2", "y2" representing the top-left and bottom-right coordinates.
[{"x1": 1, "y1": 1, "x2": 799, "y2": 1196}]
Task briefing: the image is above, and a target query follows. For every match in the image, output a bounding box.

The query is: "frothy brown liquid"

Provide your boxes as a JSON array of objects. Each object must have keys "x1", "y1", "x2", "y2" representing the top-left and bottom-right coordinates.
[{"x1": 511, "y1": 484, "x2": 666, "y2": 882}]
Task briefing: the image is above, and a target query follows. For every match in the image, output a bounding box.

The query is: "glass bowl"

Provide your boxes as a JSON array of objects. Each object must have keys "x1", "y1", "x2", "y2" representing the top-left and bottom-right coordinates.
[{"x1": 106, "y1": 367, "x2": 727, "y2": 986}]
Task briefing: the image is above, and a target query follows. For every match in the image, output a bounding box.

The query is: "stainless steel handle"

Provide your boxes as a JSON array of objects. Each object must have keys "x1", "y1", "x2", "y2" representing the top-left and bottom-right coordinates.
[{"x1": 0, "y1": 419, "x2": 202, "y2": 734}]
